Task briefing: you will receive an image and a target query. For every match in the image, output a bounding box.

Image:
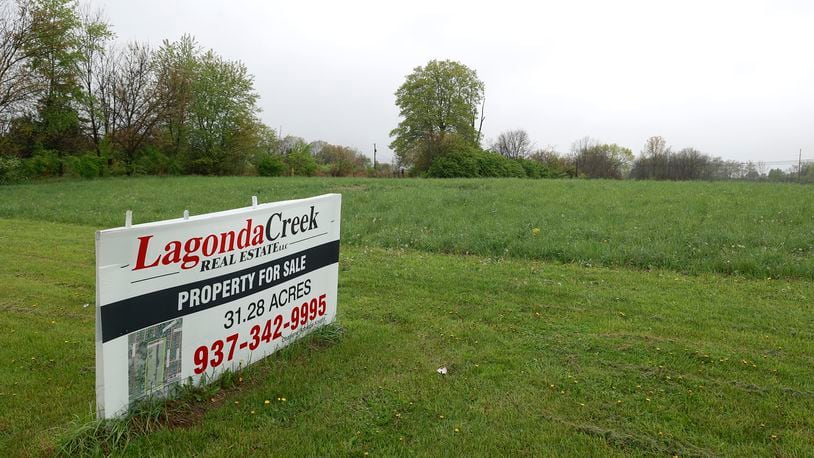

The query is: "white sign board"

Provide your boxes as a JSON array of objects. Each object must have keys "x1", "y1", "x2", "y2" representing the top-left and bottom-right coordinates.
[{"x1": 95, "y1": 194, "x2": 341, "y2": 419}]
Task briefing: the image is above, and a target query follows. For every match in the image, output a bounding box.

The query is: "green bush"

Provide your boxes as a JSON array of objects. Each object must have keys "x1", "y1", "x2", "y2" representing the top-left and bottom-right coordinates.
[
  {"x1": 134, "y1": 147, "x2": 182, "y2": 176},
  {"x1": 25, "y1": 150, "x2": 62, "y2": 177},
  {"x1": 285, "y1": 149, "x2": 317, "y2": 176},
  {"x1": 427, "y1": 152, "x2": 480, "y2": 177},
  {"x1": 257, "y1": 154, "x2": 286, "y2": 176},
  {"x1": 0, "y1": 155, "x2": 25, "y2": 184},
  {"x1": 65, "y1": 154, "x2": 104, "y2": 179},
  {"x1": 427, "y1": 149, "x2": 529, "y2": 178},
  {"x1": 516, "y1": 158, "x2": 548, "y2": 178},
  {"x1": 477, "y1": 153, "x2": 525, "y2": 178}
]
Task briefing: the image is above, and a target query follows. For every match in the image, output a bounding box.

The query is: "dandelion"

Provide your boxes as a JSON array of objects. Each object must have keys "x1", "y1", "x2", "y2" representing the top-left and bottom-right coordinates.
[
  {"x1": 454, "y1": 428, "x2": 460, "y2": 433},
  {"x1": 264, "y1": 400, "x2": 270, "y2": 405},
  {"x1": 532, "y1": 228, "x2": 541, "y2": 236}
]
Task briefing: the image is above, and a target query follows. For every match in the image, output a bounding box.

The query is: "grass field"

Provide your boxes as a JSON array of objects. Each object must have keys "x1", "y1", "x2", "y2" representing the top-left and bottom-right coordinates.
[
  {"x1": 0, "y1": 177, "x2": 813, "y2": 456},
  {"x1": 1, "y1": 176, "x2": 813, "y2": 279}
]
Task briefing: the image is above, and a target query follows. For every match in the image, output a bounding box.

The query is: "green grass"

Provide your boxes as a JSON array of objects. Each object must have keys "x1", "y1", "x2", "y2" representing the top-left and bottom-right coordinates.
[
  {"x1": 1, "y1": 176, "x2": 813, "y2": 279},
  {"x1": 0, "y1": 177, "x2": 813, "y2": 455}
]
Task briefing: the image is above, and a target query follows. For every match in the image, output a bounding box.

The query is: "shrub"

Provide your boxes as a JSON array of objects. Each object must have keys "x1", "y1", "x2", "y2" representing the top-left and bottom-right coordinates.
[
  {"x1": 427, "y1": 149, "x2": 530, "y2": 178},
  {"x1": 257, "y1": 154, "x2": 286, "y2": 176},
  {"x1": 65, "y1": 154, "x2": 104, "y2": 179},
  {"x1": 426, "y1": 152, "x2": 480, "y2": 177},
  {"x1": 25, "y1": 150, "x2": 62, "y2": 177},
  {"x1": 516, "y1": 158, "x2": 548, "y2": 178},
  {"x1": 0, "y1": 155, "x2": 25, "y2": 184},
  {"x1": 285, "y1": 149, "x2": 317, "y2": 176},
  {"x1": 480, "y1": 153, "x2": 524, "y2": 178},
  {"x1": 133, "y1": 147, "x2": 181, "y2": 176}
]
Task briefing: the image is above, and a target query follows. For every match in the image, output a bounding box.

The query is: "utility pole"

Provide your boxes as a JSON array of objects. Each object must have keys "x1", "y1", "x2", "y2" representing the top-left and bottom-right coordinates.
[{"x1": 373, "y1": 143, "x2": 377, "y2": 171}]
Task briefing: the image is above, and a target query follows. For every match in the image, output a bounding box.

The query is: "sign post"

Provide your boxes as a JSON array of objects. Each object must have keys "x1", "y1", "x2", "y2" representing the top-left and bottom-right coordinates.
[{"x1": 95, "y1": 194, "x2": 341, "y2": 419}]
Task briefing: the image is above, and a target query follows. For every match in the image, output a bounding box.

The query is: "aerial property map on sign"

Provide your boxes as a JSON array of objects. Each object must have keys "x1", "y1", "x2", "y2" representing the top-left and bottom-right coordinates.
[{"x1": 95, "y1": 194, "x2": 341, "y2": 418}]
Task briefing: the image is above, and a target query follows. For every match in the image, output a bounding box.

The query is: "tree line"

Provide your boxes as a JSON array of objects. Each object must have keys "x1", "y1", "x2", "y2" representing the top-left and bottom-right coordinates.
[
  {"x1": 0, "y1": 6, "x2": 807, "y2": 186},
  {"x1": 389, "y1": 60, "x2": 811, "y2": 183},
  {"x1": 0, "y1": 0, "x2": 379, "y2": 184}
]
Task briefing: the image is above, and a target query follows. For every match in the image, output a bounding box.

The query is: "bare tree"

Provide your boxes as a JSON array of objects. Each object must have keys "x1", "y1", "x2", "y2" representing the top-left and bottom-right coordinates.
[
  {"x1": 570, "y1": 136, "x2": 599, "y2": 155},
  {"x1": 475, "y1": 98, "x2": 485, "y2": 144},
  {"x1": 112, "y1": 41, "x2": 163, "y2": 166},
  {"x1": 76, "y1": 4, "x2": 113, "y2": 154},
  {"x1": 0, "y1": 1, "x2": 37, "y2": 128},
  {"x1": 94, "y1": 42, "x2": 117, "y2": 140},
  {"x1": 493, "y1": 129, "x2": 533, "y2": 158}
]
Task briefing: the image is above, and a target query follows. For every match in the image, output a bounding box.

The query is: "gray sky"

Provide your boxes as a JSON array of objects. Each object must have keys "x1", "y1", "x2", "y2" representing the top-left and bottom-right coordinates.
[{"x1": 97, "y1": 0, "x2": 813, "y2": 165}]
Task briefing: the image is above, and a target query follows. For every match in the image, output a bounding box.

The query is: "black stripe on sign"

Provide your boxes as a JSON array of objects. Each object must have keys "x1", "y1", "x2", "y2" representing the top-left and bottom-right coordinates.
[{"x1": 100, "y1": 240, "x2": 339, "y2": 342}]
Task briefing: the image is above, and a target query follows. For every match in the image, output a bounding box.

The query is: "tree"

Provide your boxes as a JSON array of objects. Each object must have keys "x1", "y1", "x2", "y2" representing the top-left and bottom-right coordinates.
[
  {"x1": 635, "y1": 135, "x2": 670, "y2": 179},
  {"x1": 492, "y1": 129, "x2": 533, "y2": 159},
  {"x1": 154, "y1": 34, "x2": 198, "y2": 160},
  {"x1": 572, "y1": 141, "x2": 632, "y2": 179},
  {"x1": 111, "y1": 41, "x2": 163, "y2": 169},
  {"x1": 315, "y1": 143, "x2": 371, "y2": 176},
  {"x1": 25, "y1": 0, "x2": 85, "y2": 158},
  {"x1": 767, "y1": 168, "x2": 786, "y2": 182},
  {"x1": 75, "y1": 4, "x2": 113, "y2": 155},
  {"x1": 529, "y1": 146, "x2": 574, "y2": 177},
  {"x1": 0, "y1": 1, "x2": 38, "y2": 129},
  {"x1": 389, "y1": 59, "x2": 484, "y2": 171},
  {"x1": 284, "y1": 140, "x2": 316, "y2": 176},
  {"x1": 152, "y1": 36, "x2": 260, "y2": 175},
  {"x1": 187, "y1": 49, "x2": 259, "y2": 174}
]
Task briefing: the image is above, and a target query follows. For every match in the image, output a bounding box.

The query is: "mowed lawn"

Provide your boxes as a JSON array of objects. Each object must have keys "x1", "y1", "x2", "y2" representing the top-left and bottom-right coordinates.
[{"x1": 0, "y1": 177, "x2": 812, "y2": 456}]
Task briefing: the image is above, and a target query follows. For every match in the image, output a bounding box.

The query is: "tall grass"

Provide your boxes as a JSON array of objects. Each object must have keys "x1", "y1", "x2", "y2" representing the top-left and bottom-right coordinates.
[{"x1": 1, "y1": 176, "x2": 811, "y2": 278}]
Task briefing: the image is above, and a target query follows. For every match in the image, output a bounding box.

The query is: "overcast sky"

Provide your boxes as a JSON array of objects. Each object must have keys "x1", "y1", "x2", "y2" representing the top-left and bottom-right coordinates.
[{"x1": 97, "y1": 0, "x2": 813, "y2": 165}]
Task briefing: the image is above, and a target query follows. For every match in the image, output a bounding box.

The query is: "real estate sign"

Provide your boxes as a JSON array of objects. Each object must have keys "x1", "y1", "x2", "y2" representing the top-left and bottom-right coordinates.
[{"x1": 95, "y1": 194, "x2": 341, "y2": 419}]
